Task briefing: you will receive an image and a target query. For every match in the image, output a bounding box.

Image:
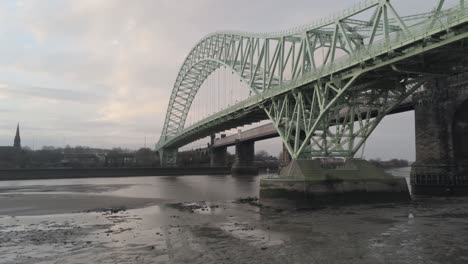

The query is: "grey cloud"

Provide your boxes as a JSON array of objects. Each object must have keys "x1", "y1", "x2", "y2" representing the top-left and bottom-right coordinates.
[{"x1": 0, "y1": 83, "x2": 106, "y2": 103}]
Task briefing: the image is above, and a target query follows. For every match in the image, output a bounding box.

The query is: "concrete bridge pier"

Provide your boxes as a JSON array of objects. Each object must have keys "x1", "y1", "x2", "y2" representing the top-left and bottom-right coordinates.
[
  {"x1": 279, "y1": 143, "x2": 292, "y2": 167},
  {"x1": 260, "y1": 158, "x2": 410, "y2": 208},
  {"x1": 159, "y1": 148, "x2": 177, "y2": 168},
  {"x1": 210, "y1": 147, "x2": 227, "y2": 167},
  {"x1": 231, "y1": 141, "x2": 258, "y2": 175},
  {"x1": 411, "y1": 75, "x2": 468, "y2": 195},
  {"x1": 209, "y1": 134, "x2": 227, "y2": 167}
]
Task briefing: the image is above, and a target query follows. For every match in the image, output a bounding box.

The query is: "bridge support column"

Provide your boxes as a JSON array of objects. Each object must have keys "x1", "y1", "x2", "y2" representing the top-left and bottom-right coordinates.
[
  {"x1": 260, "y1": 159, "x2": 410, "y2": 208},
  {"x1": 279, "y1": 143, "x2": 291, "y2": 167},
  {"x1": 210, "y1": 147, "x2": 227, "y2": 167},
  {"x1": 231, "y1": 141, "x2": 258, "y2": 175},
  {"x1": 159, "y1": 148, "x2": 178, "y2": 168},
  {"x1": 411, "y1": 76, "x2": 468, "y2": 195}
]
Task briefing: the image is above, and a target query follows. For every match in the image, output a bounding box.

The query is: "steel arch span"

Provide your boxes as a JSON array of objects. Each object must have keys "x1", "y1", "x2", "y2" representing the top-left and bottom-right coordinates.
[{"x1": 157, "y1": 0, "x2": 468, "y2": 166}]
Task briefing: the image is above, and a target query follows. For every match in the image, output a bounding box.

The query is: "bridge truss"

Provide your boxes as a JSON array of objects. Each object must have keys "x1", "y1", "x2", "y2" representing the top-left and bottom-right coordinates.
[{"x1": 157, "y1": 0, "x2": 468, "y2": 165}]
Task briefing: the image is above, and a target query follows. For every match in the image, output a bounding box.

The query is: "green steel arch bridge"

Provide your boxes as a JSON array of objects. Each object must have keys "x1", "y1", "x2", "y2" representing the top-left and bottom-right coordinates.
[{"x1": 156, "y1": 0, "x2": 468, "y2": 168}]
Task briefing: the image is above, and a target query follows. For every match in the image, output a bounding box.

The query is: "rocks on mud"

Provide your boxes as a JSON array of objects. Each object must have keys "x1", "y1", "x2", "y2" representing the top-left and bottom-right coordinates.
[
  {"x1": 84, "y1": 207, "x2": 126, "y2": 215},
  {"x1": 166, "y1": 201, "x2": 219, "y2": 213},
  {"x1": 234, "y1": 197, "x2": 261, "y2": 207}
]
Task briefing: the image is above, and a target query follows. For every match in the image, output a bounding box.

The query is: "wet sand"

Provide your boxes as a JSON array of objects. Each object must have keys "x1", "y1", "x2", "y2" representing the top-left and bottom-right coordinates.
[
  {"x1": 0, "y1": 183, "x2": 165, "y2": 216},
  {"x1": 1, "y1": 173, "x2": 468, "y2": 264},
  {"x1": 0, "y1": 193, "x2": 163, "y2": 216}
]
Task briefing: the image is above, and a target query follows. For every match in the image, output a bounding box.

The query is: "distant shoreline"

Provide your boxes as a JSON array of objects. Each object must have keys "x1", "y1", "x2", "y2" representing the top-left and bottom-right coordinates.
[{"x1": 0, "y1": 167, "x2": 231, "y2": 181}]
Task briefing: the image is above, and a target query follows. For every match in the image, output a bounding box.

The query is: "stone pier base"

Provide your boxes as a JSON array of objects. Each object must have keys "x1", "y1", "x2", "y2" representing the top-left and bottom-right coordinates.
[
  {"x1": 210, "y1": 147, "x2": 227, "y2": 167},
  {"x1": 260, "y1": 159, "x2": 410, "y2": 208},
  {"x1": 410, "y1": 74, "x2": 468, "y2": 195},
  {"x1": 231, "y1": 141, "x2": 258, "y2": 176}
]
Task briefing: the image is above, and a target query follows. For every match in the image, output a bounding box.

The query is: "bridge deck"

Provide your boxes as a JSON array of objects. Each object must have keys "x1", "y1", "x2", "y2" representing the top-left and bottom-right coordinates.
[{"x1": 212, "y1": 100, "x2": 415, "y2": 148}]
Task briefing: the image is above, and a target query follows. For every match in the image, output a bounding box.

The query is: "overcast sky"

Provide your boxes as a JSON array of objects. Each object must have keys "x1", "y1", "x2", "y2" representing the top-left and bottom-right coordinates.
[{"x1": 0, "y1": 0, "x2": 451, "y2": 160}]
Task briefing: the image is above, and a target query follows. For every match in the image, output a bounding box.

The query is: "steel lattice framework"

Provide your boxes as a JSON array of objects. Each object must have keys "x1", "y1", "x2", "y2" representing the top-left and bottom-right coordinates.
[{"x1": 157, "y1": 0, "x2": 468, "y2": 165}]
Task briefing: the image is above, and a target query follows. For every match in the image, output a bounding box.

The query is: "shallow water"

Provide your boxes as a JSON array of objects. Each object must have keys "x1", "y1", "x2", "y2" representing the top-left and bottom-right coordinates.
[
  {"x1": 0, "y1": 174, "x2": 260, "y2": 200},
  {"x1": 1, "y1": 168, "x2": 468, "y2": 264}
]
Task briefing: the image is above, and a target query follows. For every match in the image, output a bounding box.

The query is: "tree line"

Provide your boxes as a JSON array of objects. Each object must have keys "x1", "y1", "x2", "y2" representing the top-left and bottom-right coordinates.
[{"x1": 15, "y1": 146, "x2": 159, "y2": 168}]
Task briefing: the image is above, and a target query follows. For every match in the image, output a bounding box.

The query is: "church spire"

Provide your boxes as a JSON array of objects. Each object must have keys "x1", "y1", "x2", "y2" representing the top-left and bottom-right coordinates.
[{"x1": 14, "y1": 123, "x2": 21, "y2": 149}]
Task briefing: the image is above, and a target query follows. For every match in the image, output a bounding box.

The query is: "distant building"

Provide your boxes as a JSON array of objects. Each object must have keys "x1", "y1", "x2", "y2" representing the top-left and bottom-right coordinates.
[
  {"x1": 14, "y1": 123, "x2": 21, "y2": 148},
  {"x1": 0, "y1": 124, "x2": 22, "y2": 168}
]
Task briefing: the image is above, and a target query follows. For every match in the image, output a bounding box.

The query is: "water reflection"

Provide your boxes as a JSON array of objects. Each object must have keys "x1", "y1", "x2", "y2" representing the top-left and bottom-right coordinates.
[{"x1": 0, "y1": 174, "x2": 261, "y2": 202}]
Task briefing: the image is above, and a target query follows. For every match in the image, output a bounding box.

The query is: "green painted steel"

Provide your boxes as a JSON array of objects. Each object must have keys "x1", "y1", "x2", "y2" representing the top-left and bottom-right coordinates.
[{"x1": 157, "y1": 0, "x2": 468, "y2": 166}]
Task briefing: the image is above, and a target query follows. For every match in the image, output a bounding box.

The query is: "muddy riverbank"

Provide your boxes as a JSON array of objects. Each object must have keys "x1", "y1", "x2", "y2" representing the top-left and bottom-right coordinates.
[
  {"x1": 0, "y1": 167, "x2": 230, "y2": 181},
  {"x1": 1, "y1": 172, "x2": 468, "y2": 264}
]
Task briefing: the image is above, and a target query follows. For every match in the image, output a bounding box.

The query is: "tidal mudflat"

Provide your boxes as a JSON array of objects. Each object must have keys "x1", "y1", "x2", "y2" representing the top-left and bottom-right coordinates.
[{"x1": 1, "y1": 171, "x2": 468, "y2": 264}]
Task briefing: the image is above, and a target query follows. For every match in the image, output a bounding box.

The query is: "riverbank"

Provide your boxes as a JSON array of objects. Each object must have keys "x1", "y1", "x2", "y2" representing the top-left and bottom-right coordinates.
[
  {"x1": 2, "y1": 173, "x2": 468, "y2": 263},
  {"x1": 0, "y1": 167, "x2": 230, "y2": 181}
]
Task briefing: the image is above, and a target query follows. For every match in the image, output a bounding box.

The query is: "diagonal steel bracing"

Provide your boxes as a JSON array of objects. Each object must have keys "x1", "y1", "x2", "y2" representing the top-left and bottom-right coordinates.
[
  {"x1": 264, "y1": 75, "x2": 426, "y2": 159},
  {"x1": 157, "y1": 0, "x2": 468, "y2": 165}
]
